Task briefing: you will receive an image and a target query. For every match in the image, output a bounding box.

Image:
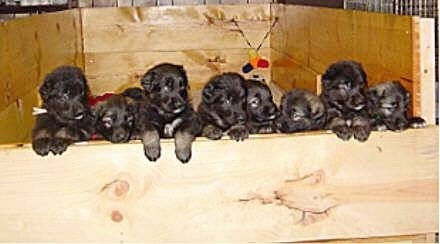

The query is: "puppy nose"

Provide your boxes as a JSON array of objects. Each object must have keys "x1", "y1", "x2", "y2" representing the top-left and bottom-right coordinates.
[
  {"x1": 236, "y1": 114, "x2": 246, "y2": 124},
  {"x1": 74, "y1": 111, "x2": 85, "y2": 120},
  {"x1": 113, "y1": 132, "x2": 126, "y2": 142}
]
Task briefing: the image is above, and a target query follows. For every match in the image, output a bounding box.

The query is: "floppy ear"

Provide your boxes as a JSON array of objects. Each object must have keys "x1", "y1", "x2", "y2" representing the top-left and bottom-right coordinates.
[
  {"x1": 202, "y1": 82, "x2": 220, "y2": 104},
  {"x1": 176, "y1": 65, "x2": 190, "y2": 88},
  {"x1": 39, "y1": 76, "x2": 53, "y2": 102},
  {"x1": 141, "y1": 70, "x2": 157, "y2": 93}
]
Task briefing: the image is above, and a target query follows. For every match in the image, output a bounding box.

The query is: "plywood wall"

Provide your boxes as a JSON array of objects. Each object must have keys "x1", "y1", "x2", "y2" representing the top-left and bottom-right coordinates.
[
  {"x1": 81, "y1": 5, "x2": 273, "y2": 94},
  {"x1": 0, "y1": 127, "x2": 437, "y2": 241}
]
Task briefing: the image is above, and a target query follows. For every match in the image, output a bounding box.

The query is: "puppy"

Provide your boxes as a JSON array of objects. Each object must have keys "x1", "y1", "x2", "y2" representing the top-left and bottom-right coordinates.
[
  {"x1": 245, "y1": 78, "x2": 279, "y2": 134},
  {"x1": 32, "y1": 66, "x2": 94, "y2": 156},
  {"x1": 276, "y1": 89, "x2": 326, "y2": 133},
  {"x1": 136, "y1": 63, "x2": 201, "y2": 163},
  {"x1": 320, "y1": 60, "x2": 371, "y2": 141},
  {"x1": 198, "y1": 72, "x2": 249, "y2": 141},
  {"x1": 91, "y1": 88, "x2": 143, "y2": 143},
  {"x1": 367, "y1": 80, "x2": 426, "y2": 131}
]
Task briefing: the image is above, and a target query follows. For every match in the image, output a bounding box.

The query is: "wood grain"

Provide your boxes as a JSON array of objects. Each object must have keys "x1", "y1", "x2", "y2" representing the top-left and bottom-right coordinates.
[{"x1": 0, "y1": 127, "x2": 437, "y2": 242}]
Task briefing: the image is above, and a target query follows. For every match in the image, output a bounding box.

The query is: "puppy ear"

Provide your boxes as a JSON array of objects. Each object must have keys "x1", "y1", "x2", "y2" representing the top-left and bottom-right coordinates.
[
  {"x1": 141, "y1": 70, "x2": 156, "y2": 93},
  {"x1": 202, "y1": 83, "x2": 219, "y2": 104},
  {"x1": 39, "y1": 78, "x2": 52, "y2": 102}
]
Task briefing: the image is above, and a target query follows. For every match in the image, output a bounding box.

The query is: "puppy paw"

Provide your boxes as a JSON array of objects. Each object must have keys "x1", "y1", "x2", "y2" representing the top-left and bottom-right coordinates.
[
  {"x1": 176, "y1": 147, "x2": 191, "y2": 163},
  {"x1": 353, "y1": 125, "x2": 371, "y2": 142},
  {"x1": 32, "y1": 138, "x2": 52, "y2": 156},
  {"x1": 228, "y1": 125, "x2": 249, "y2": 141},
  {"x1": 144, "y1": 144, "x2": 161, "y2": 162},
  {"x1": 409, "y1": 117, "x2": 427, "y2": 129},
  {"x1": 332, "y1": 125, "x2": 352, "y2": 141},
  {"x1": 258, "y1": 125, "x2": 275, "y2": 134},
  {"x1": 50, "y1": 138, "x2": 72, "y2": 155},
  {"x1": 202, "y1": 125, "x2": 223, "y2": 140}
]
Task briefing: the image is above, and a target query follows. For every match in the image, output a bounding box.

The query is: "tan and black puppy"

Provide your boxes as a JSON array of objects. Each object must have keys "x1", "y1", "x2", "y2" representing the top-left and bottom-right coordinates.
[
  {"x1": 198, "y1": 72, "x2": 249, "y2": 141},
  {"x1": 275, "y1": 89, "x2": 326, "y2": 133},
  {"x1": 32, "y1": 66, "x2": 94, "y2": 156},
  {"x1": 367, "y1": 81, "x2": 426, "y2": 131},
  {"x1": 136, "y1": 63, "x2": 202, "y2": 163},
  {"x1": 91, "y1": 88, "x2": 143, "y2": 143},
  {"x1": 245, "y1": 79, "x2": 279, "y2": 134},
  {"x1": 320, "y1": 60, "x2": 371, "y2": 142}
]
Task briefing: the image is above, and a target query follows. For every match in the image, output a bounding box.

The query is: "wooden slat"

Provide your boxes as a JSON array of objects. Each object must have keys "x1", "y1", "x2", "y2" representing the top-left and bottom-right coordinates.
[
  {"x1": 85, "y1": 48, "x2": 271, "y2": 94},
  {"x1": 0, "y1": 9, "x2": 84, "y2": 112},
  {"x1": 81, "y1": 5, "x2": 271, "y2": 53},
  {"x1": 417, "y1": 18, "x2": 436, "y2": 122},
  {"x1": 0, "y1": 127, "x2": 437, "y2": 242}
]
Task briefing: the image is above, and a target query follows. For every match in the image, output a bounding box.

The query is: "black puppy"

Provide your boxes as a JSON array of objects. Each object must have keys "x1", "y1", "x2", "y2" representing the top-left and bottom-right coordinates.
[
  {"x1": 198, "y1": 72, "x2": 249, "y2": 141},
  {"x1": 276, "y1": 89, "x2": 326, "y2": 133},
  {"x1": 320, "y1": 60, "x2": 371, "y2": 141},
  {"x1": 91, "y1": 88, "x2": 143, "y2": 143},
  {"x1": 245, "y1": 79, "x2": 279, "y2": 134},
  {"x1": 32, "y1": 66, "x2": 94, "y2": 156},
  {"x1": 136, "y1": 63, "x2": 201, "y2": 163},
  {"x1": 367, "y1": 80, "x2": 426, "y2": 131}
]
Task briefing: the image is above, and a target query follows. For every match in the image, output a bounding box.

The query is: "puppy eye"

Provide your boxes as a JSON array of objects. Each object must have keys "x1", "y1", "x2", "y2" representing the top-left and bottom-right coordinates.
[
  {"x1": 249, "y1": 97, "x2": 260, "y2": 108},
  {"x1": 163, "y1": 86, "x2": 170, "y2": 92}
]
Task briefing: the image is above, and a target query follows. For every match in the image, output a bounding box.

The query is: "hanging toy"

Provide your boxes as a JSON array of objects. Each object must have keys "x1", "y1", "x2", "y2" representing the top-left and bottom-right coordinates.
[
  {"x1": 232, "y1": 17, "x2": 278, "y2": 74},
  {"x1": 242, "y1": 48, "x2": 270, "y2": 73}
]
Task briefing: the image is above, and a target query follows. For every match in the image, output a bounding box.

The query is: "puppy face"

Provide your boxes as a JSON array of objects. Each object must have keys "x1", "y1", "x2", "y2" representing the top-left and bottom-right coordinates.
[
  {"x1": 141, "y1": 63, "x2": 189, "y2": 115},
  {"x1": 245, "y1": 79, "x2": 278, "y2": 123},
  {"x1": 276, "y1": 89, "x2": 326, "y2": 133},
  {"x1": 367, "y1": 81, "x2": 409, "y2": 119},
  {"x1": 321, "y1": 60, "x2": 367, "y2": 111},
  {"x1": 200, "y1": 72, "x2": 247, "y2": 129},
  {"x1": 39, "y1": 66, "x2": 90, "y2": 123},
  {"x1": 93, "y1": 95, "x2": 136, "y2": 143}
]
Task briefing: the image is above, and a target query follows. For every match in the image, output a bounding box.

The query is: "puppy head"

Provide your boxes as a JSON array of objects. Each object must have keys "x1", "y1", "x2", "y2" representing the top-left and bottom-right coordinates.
[
  {"x1": 245, "y1": 79, "x2": 278, "y2": 123},
  {"x1": 276, "y1": 89, "x2": 326, "y2": 133},
  {"x1": 39, "y1": 66, "x2": 90, "y2": 122},
  {"x1": 367, "y1": 81, "x2": 409, "y2": 119},
  {"x1": 201, "y1": 72, "x2": 247, "y2": 129},
  {"x1": 321, "y1": 60, "x2": 367, "y2": 111},
  {"x1": 92, "y1": 95, "x2": 137, "y2": 143},
  {"x1": 141, "y1": 63, "x2": 189, "y2": 115}
]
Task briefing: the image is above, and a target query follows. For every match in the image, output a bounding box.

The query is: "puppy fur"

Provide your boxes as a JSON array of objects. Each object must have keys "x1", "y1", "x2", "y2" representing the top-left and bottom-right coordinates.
[
  {"x1": 367, "y1": 80, "x2": 426, "y2": 131},
  {"x1": 276, "y1": 89, "x2": 326, "y2": 133},
  {"x1": 320, "y1": 60, "x2": 371, "y2": 141},
  {"x1": 198, "y1": 72, "x2": 249, "y2": 141},
  {"x1": 136, "y1": 63, "x2": 202, "y2": 163},
  {"x1": 245, "y1": 79, "x2": 279, "y2": 134},
  {"x1": 32, "y1": 66, "x2": 94, "y2": 156},
  {"x1": 92, "y1": 88, "x2": 143, "y2": 143}
]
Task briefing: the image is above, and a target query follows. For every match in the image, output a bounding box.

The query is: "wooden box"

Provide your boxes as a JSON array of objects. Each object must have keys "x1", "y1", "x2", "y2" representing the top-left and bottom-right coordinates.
[{"x1": 0, "y1": 4, "x2": 438, "y2": 242}]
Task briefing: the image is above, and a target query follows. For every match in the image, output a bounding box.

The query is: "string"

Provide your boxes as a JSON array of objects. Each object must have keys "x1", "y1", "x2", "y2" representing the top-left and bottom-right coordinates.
[{"x1": 231, "y1": 17, "x2": 279, "y2": 52}]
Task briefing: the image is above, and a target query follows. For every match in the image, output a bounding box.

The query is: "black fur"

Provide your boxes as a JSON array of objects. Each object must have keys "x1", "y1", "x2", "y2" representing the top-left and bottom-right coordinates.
[
  {"x1": 276, "y1": 89, "x2": 326, "y2": 133},
  {"x1": 197, "y1": 72, "x2": 249, "y2": 141},
  {"x1": 367, "y1": 80, "x2": 426, "y2": 131},
  {"x1": 136, "y1": 63, "x2": 202, "y2": 163},
  {"x1": 92, "y1": 89, "x2": 142, "y2": 143},
  {"x1": 320, "y1": 60, "x2": 371, "y2": 141},
  {"x1": 245, "y1": 79, "x2": 279, "y2": 134},
  {"x1": 32, "y1": 66, "x2": 94, "y2": 156}
]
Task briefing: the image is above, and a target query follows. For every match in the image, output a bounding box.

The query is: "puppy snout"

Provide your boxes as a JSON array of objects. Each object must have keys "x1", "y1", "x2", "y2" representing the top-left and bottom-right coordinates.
[
  {"x1": 74, "y1": 110, "x2": 85, "y2": 120},
  {"x1": 350, "y1": 95, "x2": 366, "y2": 110},
  {"x1": 266, "y1": 105, "x2": 279, "y2": 120},
  {"x1": 236, "y1": 114, "x2": 247, "y2": 124},
  {"x1": 112, "y1": 131, "x2": 128, "y2": 143}
]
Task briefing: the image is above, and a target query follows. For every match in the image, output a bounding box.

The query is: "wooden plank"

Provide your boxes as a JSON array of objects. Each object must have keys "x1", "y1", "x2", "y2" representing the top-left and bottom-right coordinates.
[
  {"x1": 311, "y1": 233, "x2": 438, "y2": 243},
  {"x1": 270, "y1": 49, "x2": 319, "y2": 93},
  {"x1": 0, "y1": 9, "x2": 84, "y2": 112},
  {"x1": 0, "y1": 88, "x2": 38, "y2": 144},
  {"x1": 84, "y1": 48, "x2": 271, "y2": 95},
  {"x1": 81, "y1": 5, "x2": 271, "y2": 53},
  {"x1": 0, "y1": 127, "x2": 437, "y2": 242},
  {"x1": 417, "y1": 18, "x2": 436, "y2": 123}
]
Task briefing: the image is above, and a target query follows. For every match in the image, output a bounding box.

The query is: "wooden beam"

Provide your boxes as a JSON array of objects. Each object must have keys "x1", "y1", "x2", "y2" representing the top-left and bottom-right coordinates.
[{"x1": 0, "y1": 127, "x2": 437, "y2": 242}]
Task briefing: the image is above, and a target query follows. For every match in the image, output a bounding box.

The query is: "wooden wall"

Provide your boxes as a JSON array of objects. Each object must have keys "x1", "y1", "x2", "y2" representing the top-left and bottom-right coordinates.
[
  {"x1": 0, "y1": 127, "x2": 437, "y2": 241},
  {"x1": 0, "y1": 9, "x2": 83, "y2": 143},
  {"x1": 81, "y1": 5, "x2": 272, "y2": 94},
  {"x1": 270, "y1": 4, "x2": 435, "y2": 119}
]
